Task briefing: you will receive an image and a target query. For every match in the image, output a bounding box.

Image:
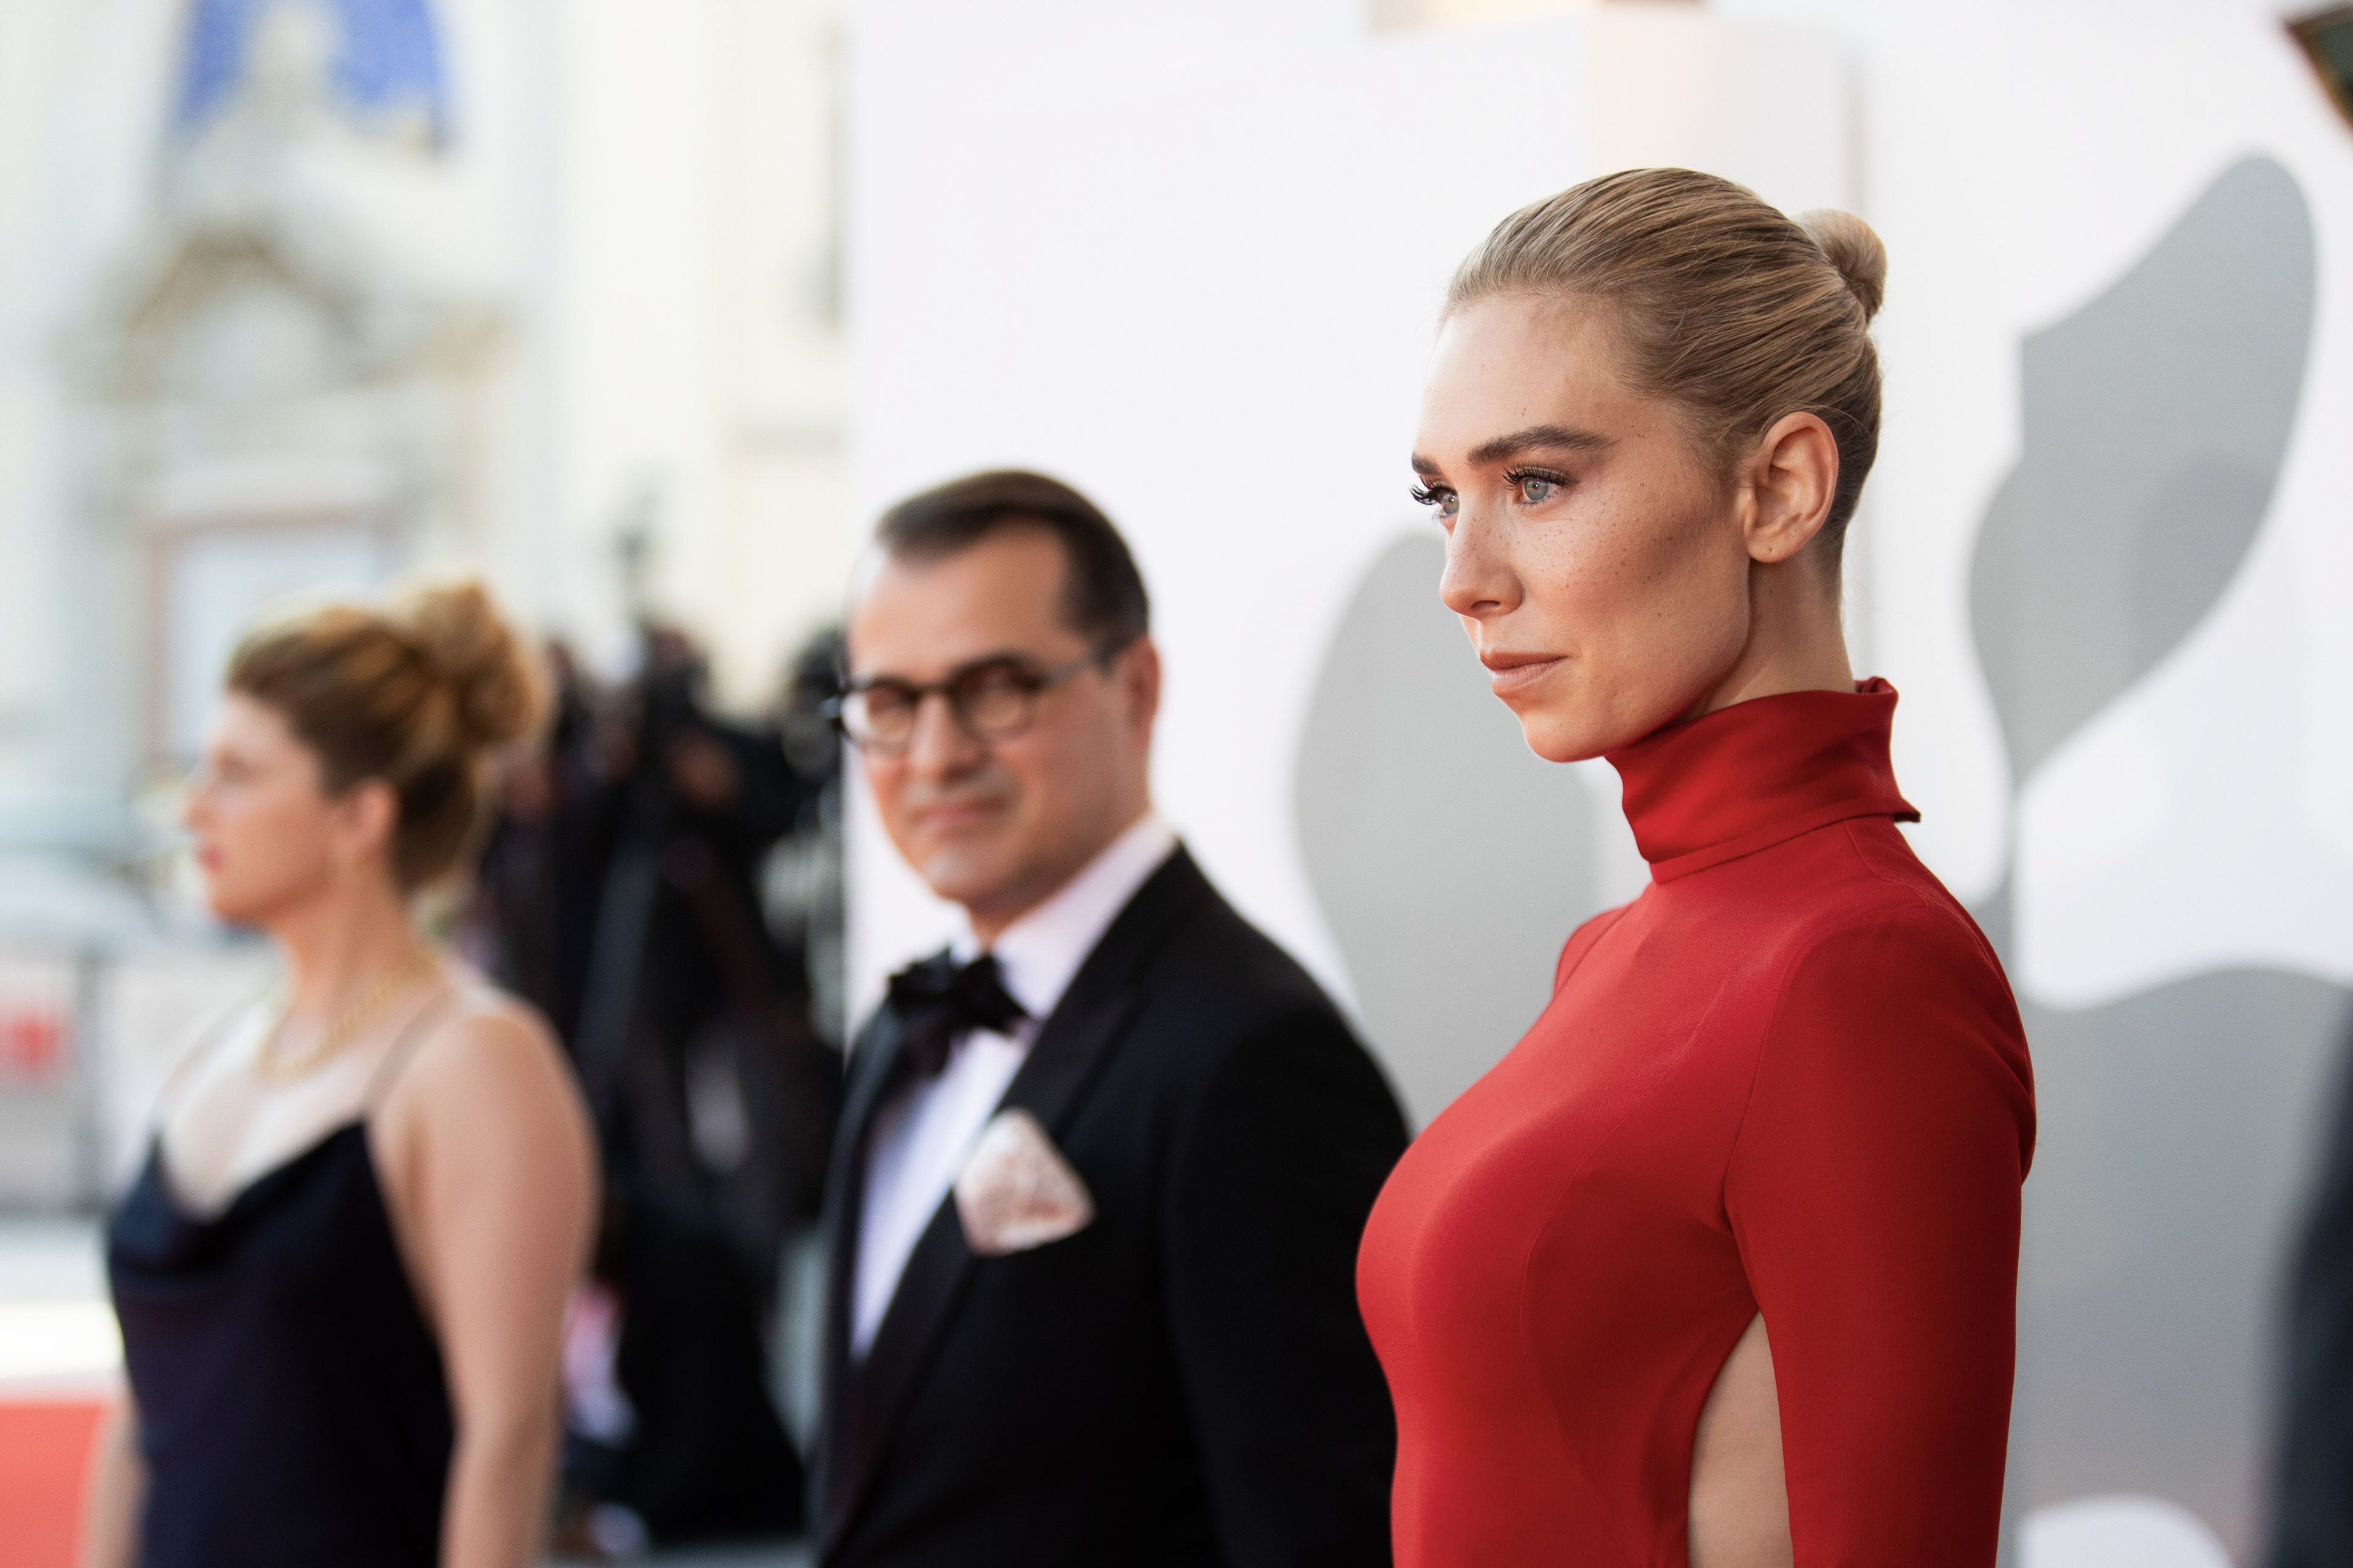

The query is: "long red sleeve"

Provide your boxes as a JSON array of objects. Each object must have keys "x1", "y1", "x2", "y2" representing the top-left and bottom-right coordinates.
[{"x1": 1729, "y1": 903, "x2": 2033, "y2": 1564}]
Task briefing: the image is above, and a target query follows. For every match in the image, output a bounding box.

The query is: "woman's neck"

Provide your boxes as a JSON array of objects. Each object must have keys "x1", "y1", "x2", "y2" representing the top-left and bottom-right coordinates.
[
  {"x1": 265, "y1": 872, "x2": 427, "y2": 1031},
  {"x1": 1687, "y1": 558, "x2": 1853, "y2": 720}
]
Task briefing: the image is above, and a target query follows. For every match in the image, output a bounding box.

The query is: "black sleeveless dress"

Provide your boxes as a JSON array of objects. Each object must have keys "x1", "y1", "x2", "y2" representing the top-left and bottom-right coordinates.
[{"x1": 109, "y1": 1016, "x2": 457, "y2": 1567}]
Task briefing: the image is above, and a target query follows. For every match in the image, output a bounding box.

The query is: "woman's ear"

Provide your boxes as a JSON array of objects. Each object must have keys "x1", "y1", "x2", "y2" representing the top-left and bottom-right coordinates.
[
  {"x1": 326, "y1": 778, "x2": 401, "y2": 872},
  {"x1": 1742, "y1": 412, "x2": 1839, "y2": 566}
]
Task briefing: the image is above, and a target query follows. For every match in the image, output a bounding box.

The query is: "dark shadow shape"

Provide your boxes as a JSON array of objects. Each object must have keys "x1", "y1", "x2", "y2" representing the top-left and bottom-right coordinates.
[
  {"x1": 2015, "y1": 970, "x2": 2352, "y2": 1558},
  {"x1": 1293, "y1": 532, "x2": 1596, "y2": 1128},
  {"x1": 1969, "y1": 155, "x2": 2313, "y2": 786}
]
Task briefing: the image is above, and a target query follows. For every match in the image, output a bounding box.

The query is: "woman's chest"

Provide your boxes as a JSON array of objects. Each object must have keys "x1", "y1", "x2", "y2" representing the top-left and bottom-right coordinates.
[
  {"x1": 1359, "y1": 905, "x2": 1777, "y2": 1355},
  {"x1": 160, "y1": 1036, "x2": 393, "y2": 1217}
]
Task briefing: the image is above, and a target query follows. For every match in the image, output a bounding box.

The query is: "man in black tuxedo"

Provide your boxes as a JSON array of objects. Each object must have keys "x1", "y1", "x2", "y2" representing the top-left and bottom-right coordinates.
[{"x1": 814, "y1": 470, "x2": 1407, "y2": 1567}]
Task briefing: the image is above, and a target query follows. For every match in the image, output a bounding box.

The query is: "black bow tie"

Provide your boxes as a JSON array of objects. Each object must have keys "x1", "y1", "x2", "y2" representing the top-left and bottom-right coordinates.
[{"x1": 884, "y1": 950, "x2": 1029, "y2": 1080}]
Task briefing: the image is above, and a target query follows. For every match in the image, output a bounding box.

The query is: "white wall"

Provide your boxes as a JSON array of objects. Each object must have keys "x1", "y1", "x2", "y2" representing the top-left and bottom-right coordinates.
[
  {"x1": 1736, "y1": 6, "x2": 2353, "y2": 1559},
  {"x1": 840, "y1": 0, "x2": 1846, "y2": 1048},
  {"x1": 470, "y1": 0, "x2": 851, "y2": 701},
  {"x1": 1712, "y1": 0, "x2": 2353, "y2": 964}
]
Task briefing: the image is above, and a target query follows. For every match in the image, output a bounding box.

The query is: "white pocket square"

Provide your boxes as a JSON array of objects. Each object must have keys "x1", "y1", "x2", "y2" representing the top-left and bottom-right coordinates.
[{"x1": 953, "y1": 1108, "x2": 1095, "y2": 1256}]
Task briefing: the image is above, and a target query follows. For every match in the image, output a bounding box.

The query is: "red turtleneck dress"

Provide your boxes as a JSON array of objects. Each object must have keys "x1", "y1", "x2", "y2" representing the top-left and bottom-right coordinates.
[{"x1": 1357, "y1": 682, "x2": 2034, "y2": 1567}]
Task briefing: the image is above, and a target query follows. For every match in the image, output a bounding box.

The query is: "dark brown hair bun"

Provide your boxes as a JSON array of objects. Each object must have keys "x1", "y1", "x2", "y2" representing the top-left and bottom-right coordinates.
[
  {"x1": 227, "y1": 576, "x2": 546, "y2": 891},
  {"x1": 385, "y1": 579, "x2": 544, "y2": 750}
]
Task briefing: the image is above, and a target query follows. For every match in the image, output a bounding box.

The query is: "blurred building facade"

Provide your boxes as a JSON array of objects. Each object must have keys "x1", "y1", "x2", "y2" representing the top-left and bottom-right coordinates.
[
  {"x1": 0, "y1": 0, "x2": 853, "y2": 1203},
  {"x1": 0, "y1": 0, "x2": 851, "y2": 846}
]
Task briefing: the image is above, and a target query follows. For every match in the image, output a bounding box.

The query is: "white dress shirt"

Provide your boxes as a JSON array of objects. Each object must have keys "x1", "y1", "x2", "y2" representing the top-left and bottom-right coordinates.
[{"x1": 851, "y1": 812, "x2": 1180, "y2": 1357}]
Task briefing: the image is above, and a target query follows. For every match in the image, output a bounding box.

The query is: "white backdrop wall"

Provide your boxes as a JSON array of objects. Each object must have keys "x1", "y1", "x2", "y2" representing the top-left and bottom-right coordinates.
[
  {"x1": 1728, "y1": 6, "x2": 2353, "y2": 1558},
  {"x1": 844, "y1": 2, "x2": 2353, "y2": 1563},
  {"x1": 840, "y1": 0, "x2": 1848, "y2": 1097}
]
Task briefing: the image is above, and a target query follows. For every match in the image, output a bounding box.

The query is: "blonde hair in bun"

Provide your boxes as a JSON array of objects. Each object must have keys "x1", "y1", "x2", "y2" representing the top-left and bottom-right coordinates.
[
  {"x1": 1448, "y1": 168, "x2": 1887, "y2": 561},
  {"x1": 227, "y1": 575, "x2": 546, "y2": 891},
  {"x1": 1797, "y1": 207, "x2": 1887, "y2": 324}
]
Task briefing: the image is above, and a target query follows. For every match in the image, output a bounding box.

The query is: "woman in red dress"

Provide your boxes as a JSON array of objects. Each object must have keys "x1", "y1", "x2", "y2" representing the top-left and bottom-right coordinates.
[{"x1": 1356, "y1": 168, "x2": 2035, "y2": 1567}]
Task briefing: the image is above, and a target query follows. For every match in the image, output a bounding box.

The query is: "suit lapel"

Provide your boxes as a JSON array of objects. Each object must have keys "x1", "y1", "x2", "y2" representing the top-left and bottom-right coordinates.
[
  {"x1": 814, "y1": 998, "x2": 915, "y2": 1529},
  {"x1": 821, "y1": 850, "x2": 1212, "y2": 1552}
]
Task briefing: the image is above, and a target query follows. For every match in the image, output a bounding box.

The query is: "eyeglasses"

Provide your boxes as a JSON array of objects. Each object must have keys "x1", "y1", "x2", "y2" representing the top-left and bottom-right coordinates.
[{"x1": 826, "y1": 650, "x2": 1113, "y2": 756}]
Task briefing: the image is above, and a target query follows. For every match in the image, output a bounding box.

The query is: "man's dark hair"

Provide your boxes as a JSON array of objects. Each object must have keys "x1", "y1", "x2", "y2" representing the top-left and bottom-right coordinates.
[{"x1": 874, "y1": 470, "x2": 1150, "y2": 652}]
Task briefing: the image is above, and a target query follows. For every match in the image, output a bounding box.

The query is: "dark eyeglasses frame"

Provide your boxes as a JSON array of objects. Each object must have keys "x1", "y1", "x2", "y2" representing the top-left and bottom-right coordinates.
[{"x1": 824, "y1": 646, "x2": 1122, "y2": 757}]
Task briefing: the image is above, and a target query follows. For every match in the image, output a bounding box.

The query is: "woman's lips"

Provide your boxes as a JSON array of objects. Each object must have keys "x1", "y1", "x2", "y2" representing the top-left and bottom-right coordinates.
[{"x1": 1481, "y1": 652, "x2": 1565, "y2": 700}]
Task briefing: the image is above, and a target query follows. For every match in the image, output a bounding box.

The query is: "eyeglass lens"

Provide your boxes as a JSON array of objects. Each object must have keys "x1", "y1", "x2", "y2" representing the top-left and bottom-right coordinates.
[{"x1": 846, "y1": 662, "x2": 1042, "y2": 750}]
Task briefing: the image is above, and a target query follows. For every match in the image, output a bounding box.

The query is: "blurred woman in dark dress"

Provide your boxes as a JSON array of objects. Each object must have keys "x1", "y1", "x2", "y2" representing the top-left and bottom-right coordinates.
[{"x1": 83, "y1": 580, "x2": 596, "y2": 1568}]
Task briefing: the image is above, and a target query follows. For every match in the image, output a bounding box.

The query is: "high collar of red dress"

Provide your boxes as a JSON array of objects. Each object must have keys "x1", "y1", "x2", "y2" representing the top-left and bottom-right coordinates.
[{"x1": 1605, "y1": 677, "x2": 1921, "y2": 883}]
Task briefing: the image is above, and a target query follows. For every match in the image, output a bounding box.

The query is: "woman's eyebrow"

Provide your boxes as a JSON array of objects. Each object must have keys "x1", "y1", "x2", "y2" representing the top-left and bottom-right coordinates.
[{"x1": 1466, "y1": 425, "x2": 1613, "y2": 467}]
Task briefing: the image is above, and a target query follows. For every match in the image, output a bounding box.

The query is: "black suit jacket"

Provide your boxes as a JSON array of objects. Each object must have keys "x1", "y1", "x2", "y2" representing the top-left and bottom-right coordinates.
[
  {"x1": 2272, "y1": 1017, "x2": 2353, "y2": 1568},
  {"x1": 814, "y1": 848, "x2": 1407, "y2": 1567}
]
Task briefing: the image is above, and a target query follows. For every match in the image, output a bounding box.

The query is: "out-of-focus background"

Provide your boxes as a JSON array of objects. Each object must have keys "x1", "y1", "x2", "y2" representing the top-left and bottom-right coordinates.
[{"x1": 2, "y1": 0, "x2": 2351, "y2": 1564}]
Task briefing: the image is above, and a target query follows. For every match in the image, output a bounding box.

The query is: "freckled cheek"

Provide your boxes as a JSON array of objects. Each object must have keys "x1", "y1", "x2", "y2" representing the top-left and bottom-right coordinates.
[
  {"x1": 1535, "y1": 522, "x2": 1730, "y2": 684},
  {"x1": 1516, "y1": 512, "x2": 1663, "y2": 643},
  {"x1": 1525, "y1": 564, "x2": 1620, "y2": 647},
  {"x1": 1607, "y1": 489, "x2": 1736, "y2": 608}
]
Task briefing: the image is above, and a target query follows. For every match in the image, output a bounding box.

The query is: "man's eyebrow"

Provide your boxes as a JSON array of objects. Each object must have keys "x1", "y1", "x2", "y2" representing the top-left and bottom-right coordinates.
[
  {"x1": 1465, "y1": 424, "x2": 1613, "y2": 467},
  {"x1": 848, "y1": 648, "x2": 1039, "y2": 688}
]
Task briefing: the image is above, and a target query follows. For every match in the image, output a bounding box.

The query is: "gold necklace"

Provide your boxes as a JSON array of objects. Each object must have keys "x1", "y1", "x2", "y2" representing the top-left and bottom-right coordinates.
[{"x1": 256, "y1": 948, "x2": 441, "y2": 1084}]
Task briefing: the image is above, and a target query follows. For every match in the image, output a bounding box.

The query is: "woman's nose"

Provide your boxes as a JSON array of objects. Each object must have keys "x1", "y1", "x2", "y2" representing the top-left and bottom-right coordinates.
[{"x1": 1438, "y1": 511, "x2": 1520, "y2": 621}]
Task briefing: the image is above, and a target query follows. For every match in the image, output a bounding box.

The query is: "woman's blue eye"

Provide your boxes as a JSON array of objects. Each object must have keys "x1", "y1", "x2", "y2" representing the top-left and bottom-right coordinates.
[{"x1": 1520, "y1": 476, "x2": 1556, "y2": 504}]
